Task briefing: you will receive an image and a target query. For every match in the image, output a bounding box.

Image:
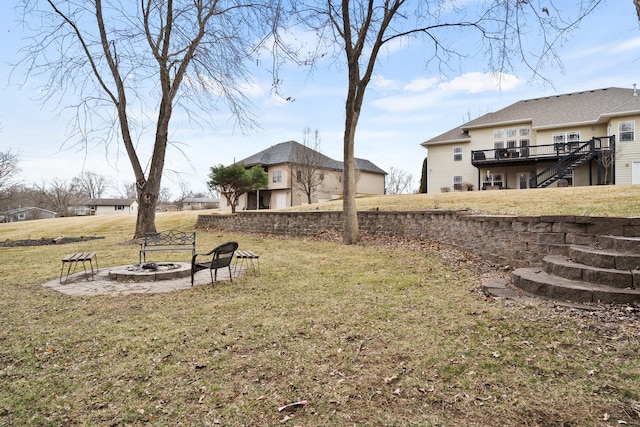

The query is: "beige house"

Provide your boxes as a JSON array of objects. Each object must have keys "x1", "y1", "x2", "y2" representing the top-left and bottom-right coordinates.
[
  {"x1": 422, "y1": 87, "x2": 640, "y2": 192},
  {"x1": 70, "y1": 198, "x2": 138, "y2": 216},
  {"x1": 222, "y1": 140, "x2": 386, "y2": 211}
]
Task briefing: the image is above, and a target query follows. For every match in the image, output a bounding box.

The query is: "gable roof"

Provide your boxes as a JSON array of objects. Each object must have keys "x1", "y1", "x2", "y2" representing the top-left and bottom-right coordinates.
[
  {"x1": 424, "y1": 87, "x2": 640, "y2": 146},
  {"x1": 7, "y1": 206, "x2": 57, "y2": 216},
  {"x1": 237, "y1": 140, "x2": 386, "y2": 175}
]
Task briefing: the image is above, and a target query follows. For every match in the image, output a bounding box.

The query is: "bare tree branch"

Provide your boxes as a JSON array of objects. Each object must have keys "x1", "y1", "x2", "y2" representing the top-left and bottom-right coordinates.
[{"x1": 13, "y1": 0, "x2": 286, "y2": 238}]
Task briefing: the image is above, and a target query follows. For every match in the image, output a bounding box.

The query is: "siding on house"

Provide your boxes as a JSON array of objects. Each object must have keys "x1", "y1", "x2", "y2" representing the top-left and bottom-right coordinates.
[
  {"x1": 70, "y1": 198, "x2": 138, "y2": 216},
  {"x1": 221, "y1": 140, "x2": 386, "y2": 211},
  {"x1": 4, "y1": 207, "x2": 57, "y2": 222},
  {"x1": 422, "y1": 87, "x2": 640, "y2": 192}
]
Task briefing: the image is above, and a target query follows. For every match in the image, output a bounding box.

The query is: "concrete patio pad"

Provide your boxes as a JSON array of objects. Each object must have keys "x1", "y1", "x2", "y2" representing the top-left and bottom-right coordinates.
[{"x1": 42, "y1": 265, "x2": 242, "y2": 296}]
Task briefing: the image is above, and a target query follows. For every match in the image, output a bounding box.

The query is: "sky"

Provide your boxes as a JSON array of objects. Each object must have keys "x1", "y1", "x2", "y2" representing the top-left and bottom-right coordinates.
[{"x1": 1, "y1": 1, "x2": 640, "y2": 199}]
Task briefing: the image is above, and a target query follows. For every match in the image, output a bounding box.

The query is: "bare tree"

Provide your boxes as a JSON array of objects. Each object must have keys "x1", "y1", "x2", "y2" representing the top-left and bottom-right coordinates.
[
  {"x1": 175, "y1": 180, "x2": 193, "y2": 207},
  {"x1": 158, "y1": 187, "x2": 172, "y2": 204},
  {"x1": 15, "y1": 0, "x2": 283, "y2": 238},
  {"x1": 121, "y1": 182, "x2": 138, "y2": 200},
  {"x1": 0, "y1": 150, "x2": 20, "y2": 201},
  {"x1": 599, "y1": 138, "x2": 620, "y2": 185},
  {"x1": 34, "y1": 179, "x2": 78, "y2": 216},
  {"x1": 386, "y1": 166, "x2": 413, "y2": 195},
  {"x1": 293, "y1": 127, "x2": 327, "y2": 204},
  {"x1": 71, "y1": 171, "x2": 110, "y2": 198},
  {"x1": 294, "y1": 0, "x2": 602, "y2": 244}
]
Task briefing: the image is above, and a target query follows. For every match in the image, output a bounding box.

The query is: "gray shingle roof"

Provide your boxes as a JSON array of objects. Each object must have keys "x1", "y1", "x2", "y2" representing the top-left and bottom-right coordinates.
[
  {"x1": 7, "y1": 206, "x2": 57, "y2": 216},
  {"x1": 236, "y1": 140, "x2": 386, "y2": 175},
  {"x1": 424, "y1": 87, "x2": 640, "y2": 145}
]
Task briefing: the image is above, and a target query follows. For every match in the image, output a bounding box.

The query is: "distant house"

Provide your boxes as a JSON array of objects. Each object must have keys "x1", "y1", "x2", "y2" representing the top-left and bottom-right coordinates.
[
  {"x1": 156, "y1": 203, "x2": 180, "y2": 212},
  {"x1": 421, "y1": 87, "x2": 640, "y2": 192},
  {"x1": 70, "y1": 198, "x2": 138, "y2": 216},
  {"x1": 182, "y1": 197, "x2": 219, "y2": 210},
  {"x1": 4, "y1": 207, "x2": 57, "y2": 222},
  {"x1": 223, "y1": 140, "x2": 386, "y2": 211}
]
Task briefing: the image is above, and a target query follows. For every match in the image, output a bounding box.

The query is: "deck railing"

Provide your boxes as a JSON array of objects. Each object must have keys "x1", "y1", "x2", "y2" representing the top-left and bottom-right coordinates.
[{"x1": 471, "y1": 136, "x2": 614, "y2": 165}]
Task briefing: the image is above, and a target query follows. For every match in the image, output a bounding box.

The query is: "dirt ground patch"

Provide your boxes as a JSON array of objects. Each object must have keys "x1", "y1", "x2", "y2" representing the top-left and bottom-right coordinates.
[{"x1": 0, "y1": 236, "x2": 105, "y2": 247}]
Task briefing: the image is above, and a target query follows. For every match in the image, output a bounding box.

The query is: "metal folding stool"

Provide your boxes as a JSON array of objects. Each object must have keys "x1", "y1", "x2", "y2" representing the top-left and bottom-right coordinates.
[
  {"x1": 60, "y1": 252, "x2": 98, "y2": 284},
  {"x1": 233, "y1": 250, "x2": 260, "y2": 278}
]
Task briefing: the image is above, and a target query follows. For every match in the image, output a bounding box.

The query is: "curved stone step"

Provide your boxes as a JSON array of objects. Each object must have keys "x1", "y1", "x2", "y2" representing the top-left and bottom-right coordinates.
[
  {"x1": 542, "y1": 255, "x2": 634, "y2": 289},
  {"x1": 598, "y1": 235, "x2": 640, "y2": 253},
  {"x1": 512, "y1": 267, "x2": 640, "y2": 304},
  {"x1": 568, "y1": 245, "x2": 640, "y2": 271}
]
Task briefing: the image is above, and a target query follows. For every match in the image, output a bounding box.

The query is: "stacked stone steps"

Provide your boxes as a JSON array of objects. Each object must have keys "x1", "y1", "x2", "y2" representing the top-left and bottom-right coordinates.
[{"x1": 511, "y1": 235, "x2": 640, "y2": 304}]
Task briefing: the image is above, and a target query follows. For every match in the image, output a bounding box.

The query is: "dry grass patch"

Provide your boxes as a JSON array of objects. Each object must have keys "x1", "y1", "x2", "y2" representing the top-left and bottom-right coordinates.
[
  {"x1": 1, "y1": 203, "x2": 640, "y2": 425},
  {"x1": 286, "y1": 185, "x2": 640, "y2": 217}
]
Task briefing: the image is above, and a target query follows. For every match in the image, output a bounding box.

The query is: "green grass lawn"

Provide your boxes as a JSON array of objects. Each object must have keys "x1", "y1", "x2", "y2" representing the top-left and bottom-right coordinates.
[{"x1": 1, "y1": 188, "x2": 639, "y2": 426}]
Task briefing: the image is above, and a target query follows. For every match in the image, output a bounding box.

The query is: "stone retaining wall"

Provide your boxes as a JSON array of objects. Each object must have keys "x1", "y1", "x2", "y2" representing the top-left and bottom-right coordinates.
[{"x1": 196, "y1": 211, "x2": 640, "y2": 268}]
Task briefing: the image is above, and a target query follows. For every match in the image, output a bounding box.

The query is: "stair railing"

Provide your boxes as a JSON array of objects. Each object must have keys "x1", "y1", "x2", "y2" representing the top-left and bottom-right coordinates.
[{"x1": 529, "y1": 139, "x2": 596, "y2": 188}]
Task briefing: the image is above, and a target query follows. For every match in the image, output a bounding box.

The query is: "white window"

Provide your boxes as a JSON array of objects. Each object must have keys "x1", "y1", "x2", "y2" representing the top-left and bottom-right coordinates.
[
  {"x1": 453, "y1": 175, "x2": 463, "y2": 190},
  {"x1": 494, "y1": 127, "x2": 529, "y2": 149},
  {"x1": 115, "y1": 205, "x2": 124, "y2": 211},
  {"x1": 18, "y1": 213, "x2": 26, "y2": 220},
  {"x1": 568, "y1": 131, "x2": 580, "y2": 142},
  {"x1": 553, "y1": 133, "x2": 566, "y2": 144},
  {"x1": 272, "y1": 170, "x2": 282, "y2": 183},
  {"x1": 553, "y1": 131, "x2": 580, "y2": 145},
  {"x1": 620, "y1": 121, "x2": 635, "y2": 142},
  {"x1": 483, "y1": 173, "x2": 503, "y2": 189},
  {"x1": 453, "y1": 147, "x2": 462, "y2": 162},
  {"x1": 519, "y1": 138, "x2": 530, "y2": 156}
]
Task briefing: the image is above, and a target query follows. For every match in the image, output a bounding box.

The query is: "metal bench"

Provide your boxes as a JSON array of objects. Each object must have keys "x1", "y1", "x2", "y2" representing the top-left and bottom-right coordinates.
[
  {"x1": 139, "y1": 230, "x2": 196, "y2": 264},
  {"x1": 60, "y1": 252, "x2": 98, "y2": 284},
  {"x1": 234, "y1": 250, "x2": 260, "y2": 278}
]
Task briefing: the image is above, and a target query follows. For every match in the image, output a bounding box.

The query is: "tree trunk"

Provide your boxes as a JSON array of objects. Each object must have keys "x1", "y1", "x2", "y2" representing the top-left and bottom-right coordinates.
[
  {"x1": 135, "y1": 185, "x2": 158, "y2": 238},
  {"x1": 342, "y1": 84, "x2": 360, "y2": 245},
  {"x1": 133, "y1": 100, "x2": 171, "y2": 238}
]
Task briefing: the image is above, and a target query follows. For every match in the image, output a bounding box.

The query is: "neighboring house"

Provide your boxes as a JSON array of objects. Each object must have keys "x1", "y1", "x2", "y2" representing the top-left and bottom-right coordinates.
[
  {"x1": 4, "y1": 207, "x2": 57, "y2": 222},
  {"x1": 182, "y1": 197, "x2": 219, "y2": 210},
  {"x1": 70, "y1": 198, "x2": 138, "y2": 216},
  {"x1": 421, "y1": 87, "x2": 640, "y2": 192},
  {"x1": 156, "y1": 203, "x2": 181, "y2": 212},
  {"x1": 223, "y1": 140, "x2": 386, "y2": 211}
]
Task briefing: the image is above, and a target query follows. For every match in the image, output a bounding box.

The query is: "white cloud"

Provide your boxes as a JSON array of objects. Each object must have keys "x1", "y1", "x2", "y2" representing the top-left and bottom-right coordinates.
[
  {"x1": 381, "y1": 35, "x2": 412, "y2": 55},
  {"x1": 438, "y1": 72, "x2": 523, "y2": 93},
  {"x1": 370, "y1": 72, "x2": 522, "y2": 113},
  {"x1": 238, "y1": 81, "x2": 266, "y2": 98},
  {"x1": 613, "y1": 36, "x2": 640, "y2": 53},
  {"x1": 403, "y1": 78, "x2": 438, "y2": 92},
  {"x1": 373, "y1": 74, "x2": 399, "y2": 89}
]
